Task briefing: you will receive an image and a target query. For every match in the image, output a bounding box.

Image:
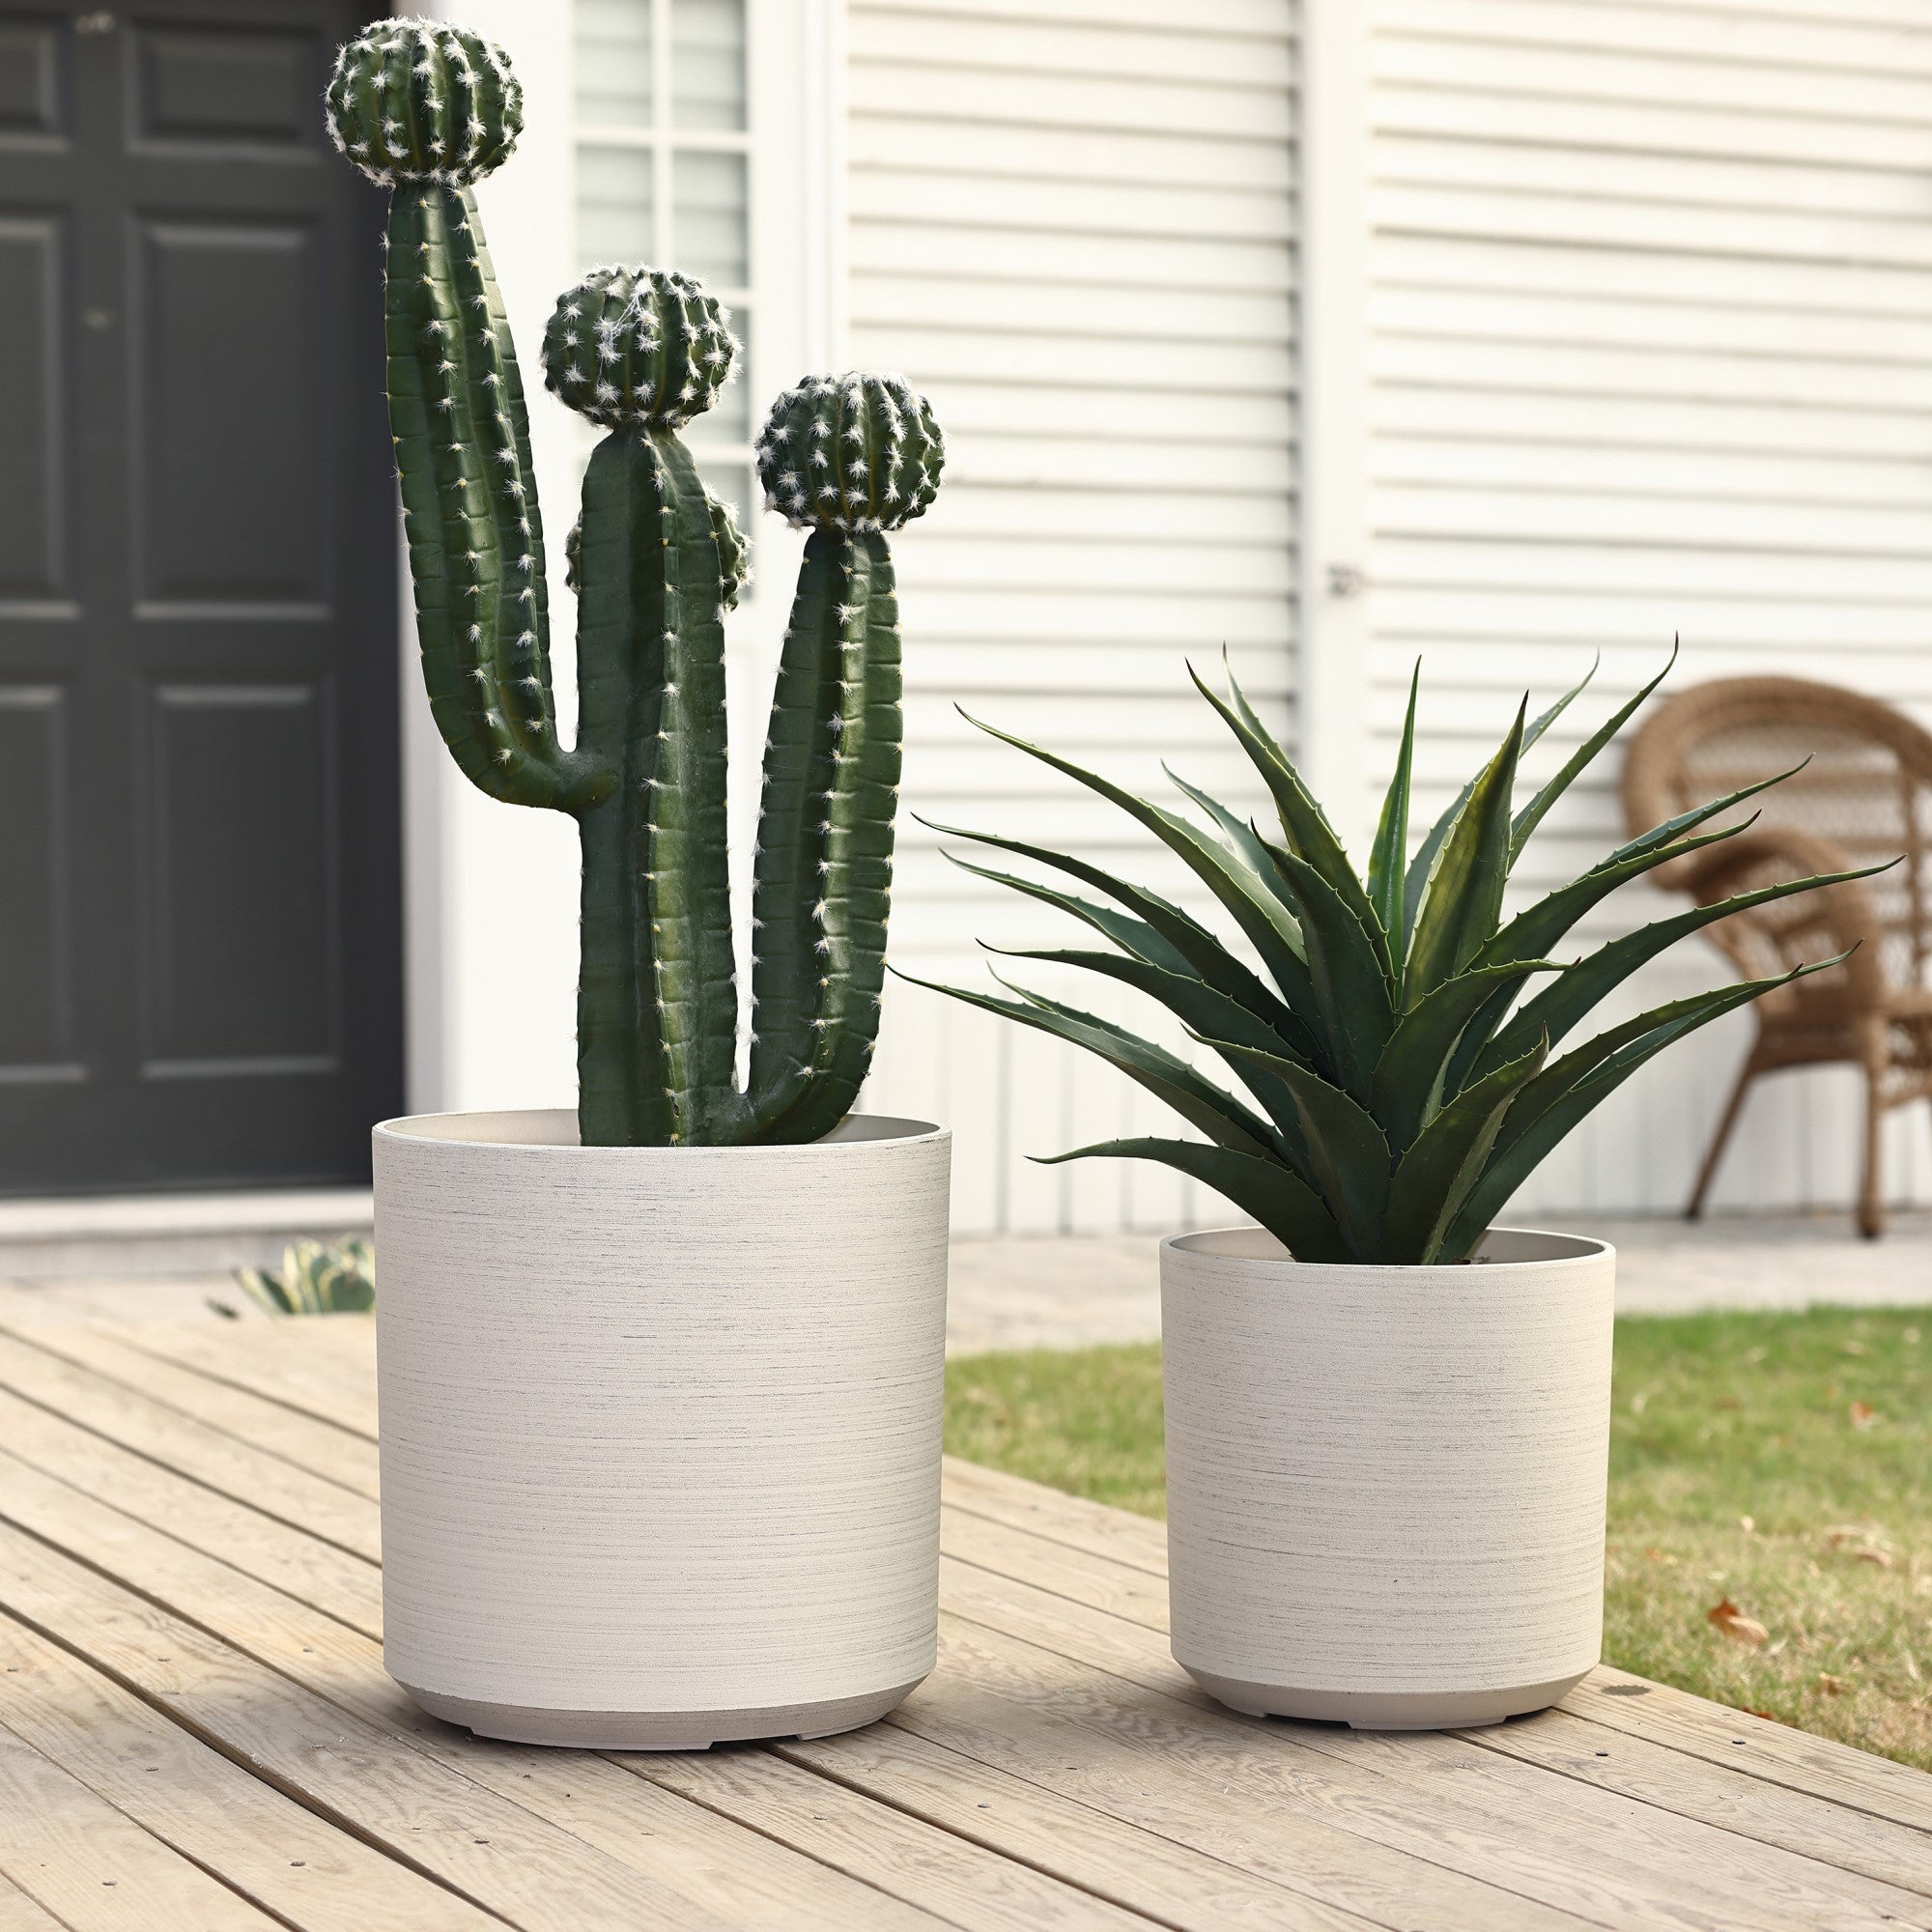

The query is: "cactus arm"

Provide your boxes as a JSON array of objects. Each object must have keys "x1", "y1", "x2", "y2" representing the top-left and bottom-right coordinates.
[
  {"x1": 385, "y1": 186, "x2": 606, "y2": 810},
  {"x1": 646, "y1": 430, "x2": 743, "y2": 1142},
  {"x1": 746, "y1": 527, "x2": 845, "y2": 1126},
  {"x1": 573, "y1": 434, "x2": 674, "y2": 1146},
  {"x1": 750, "y1": 531, "x2": 901, "y2": 1143}
]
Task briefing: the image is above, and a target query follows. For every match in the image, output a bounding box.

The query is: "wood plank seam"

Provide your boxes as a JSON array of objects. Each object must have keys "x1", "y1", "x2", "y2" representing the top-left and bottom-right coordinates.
[
  {"x1": 920, "y1": 1590, "x2": 1932, "y2": 1929},
  {"x1": 0, "y1": 1715, "x2": 311, "y2": 1932},
  {"x1": 769, "y1": 1734, "x2": 1308, "y2": 1932},
  {"x1": 0, "y1": 1581, "x2": 522, "y2": 1932},
  {"x1": 0, "y1": 1323, "x2": 381, "y2": 1504}
]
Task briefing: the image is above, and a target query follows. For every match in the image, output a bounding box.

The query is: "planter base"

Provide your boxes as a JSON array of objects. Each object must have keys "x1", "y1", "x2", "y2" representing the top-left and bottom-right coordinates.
[
  {"x1": 398, "y1": 1678, "x2": 925, "y2": 1751},
  {"x1": 1185, "y1": 1664, "x2": 1591, "y2": 1731}
]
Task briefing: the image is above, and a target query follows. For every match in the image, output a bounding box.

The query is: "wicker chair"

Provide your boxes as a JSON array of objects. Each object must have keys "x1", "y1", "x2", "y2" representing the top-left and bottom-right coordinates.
[{"x1": 1621, "y1": 676, "x2": 1931, "y2": 1237}]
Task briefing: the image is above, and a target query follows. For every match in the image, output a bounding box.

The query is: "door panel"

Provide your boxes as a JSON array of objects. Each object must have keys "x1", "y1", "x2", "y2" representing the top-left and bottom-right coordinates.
[
  {"x1": 0, "y1": 217, "x2": 65, "y2": 599},
  {"x1": 0, "y1": 0, "x2": 400, "y2": 1193},
  {"x1": 135, "y1": 215, "x2": 327, "y2": 606}
]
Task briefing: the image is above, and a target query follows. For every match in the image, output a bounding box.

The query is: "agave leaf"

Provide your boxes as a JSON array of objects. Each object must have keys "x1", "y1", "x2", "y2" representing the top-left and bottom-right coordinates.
[
  {"x1": 1405, "y1": 698, "x2": 1527, "y2": 1005},
  {"x1": 1188, "y1": 661, "x2": 1394, "y2": 983},
  {"x1": 1402, "y1": 656, "x2": 1598, "y2": 952},
  {"x1": 901, "y1": 969, "x2": 1285, "y2": 1161},
  {"x1": 942, "y1": 851, "x2": 1196, "y2": 977},
  {"x1": 920, "y1": 818, "x2": 1319, "y2": 1058},
  {"x1": 1035, "y1": 1137, "x2": 1349, "y2": 1264},
  {"x1": 1264, "y1": 1055, "x2": 1394, "y2": 1261},
  {"x1": 1164, "y1": 765, "x2": 1305, "y2": 941},
  {"x1": 1381, "y1": 1037, "x2": 1548, "y2": 1264},
  {"x1": 1439, "y1": 955, "x2": 1849, "y2": 1257},
  {"x1": 1466, "y1": 859, "x2": 1895, "y2": 1084},
  {"x1": 1262, "y1": 840, "x2": 1397, "y2": 1101},
  {"x1": 1510, "y1": 643, "x2": 1677, "y2": 862},
  {"x1": 1371, "y1": 959, "x2": 1559, "y2": 1154},
  {"x1": 1367, "y1": 662, "x2": 1419, "y2": 956},
  {"x1": 1621, "y1": 760, "x2": 1808, "y2": 866},
  {"x1": 957, "y1": 713, "x2": 1323, "y2": 1028},
  {"x1": 988, "y1": 943, "x2": 1315, "y2": 1161}
]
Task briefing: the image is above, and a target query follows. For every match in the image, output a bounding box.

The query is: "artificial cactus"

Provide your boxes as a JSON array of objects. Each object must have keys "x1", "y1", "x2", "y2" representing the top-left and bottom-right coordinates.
[
  {"x1": 747, "y1": 377, "x2": 944, "y2": 1139},
  {"x1": 327, "y1": 19, "x2": 943, "y2": 1147}
]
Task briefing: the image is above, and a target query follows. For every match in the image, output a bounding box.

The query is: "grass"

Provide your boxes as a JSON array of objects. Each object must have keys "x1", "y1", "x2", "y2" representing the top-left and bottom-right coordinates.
[{"x1": 945, "y1": 1304, "x2": 1932, "y2": 1770}]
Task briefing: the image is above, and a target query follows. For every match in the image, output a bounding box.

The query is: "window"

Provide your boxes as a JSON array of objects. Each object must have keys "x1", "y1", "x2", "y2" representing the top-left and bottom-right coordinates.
[{"x1": 574, "y1": 0, "x2": 754, "y2": 528}]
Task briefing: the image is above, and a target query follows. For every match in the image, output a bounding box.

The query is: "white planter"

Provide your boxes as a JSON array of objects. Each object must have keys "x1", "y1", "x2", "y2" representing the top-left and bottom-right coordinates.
[
  {"x1": 1160, "y1": 1225, "x2": 1615, "y2": 1730},
  {"x1": 370, "y1": 1109, "x2": 951, "y2": 1749}
]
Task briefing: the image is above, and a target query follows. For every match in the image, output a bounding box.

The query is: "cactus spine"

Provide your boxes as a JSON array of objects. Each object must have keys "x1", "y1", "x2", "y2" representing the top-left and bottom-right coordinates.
[{"x1": 327, "y1": 18, "x2": 943, "y2": 1148}]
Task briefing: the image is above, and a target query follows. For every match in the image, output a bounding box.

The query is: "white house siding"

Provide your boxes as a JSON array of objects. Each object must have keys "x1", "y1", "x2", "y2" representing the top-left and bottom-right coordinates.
[
  {"x1": 845, "y1": 0, "x2": 1302, "y2": 1232},
  {"x1": 1356, "y1": 0, "x2": 1932, "y2": 1214}
]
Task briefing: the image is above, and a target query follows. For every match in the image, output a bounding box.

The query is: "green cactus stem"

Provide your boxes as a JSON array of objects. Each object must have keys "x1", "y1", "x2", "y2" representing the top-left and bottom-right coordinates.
[
  {"x1": 748, "y1": 377, "x2": 944, "y2": 1140},
  {"x1": 544, "y1": 269, "x2": 746, "y2": 1144},
  {"x1": 329, "y1": 19, "x2": 602, "y2": 812},
  {"x1": 330, "y1": 20, "x2": 944, "y2": 1148}
]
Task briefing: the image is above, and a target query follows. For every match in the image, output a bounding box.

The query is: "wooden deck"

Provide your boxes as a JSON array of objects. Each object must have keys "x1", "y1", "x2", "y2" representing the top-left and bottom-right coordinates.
[{"x1": 0, "y1": 1310, "x2": 1927, "y2": 1931}]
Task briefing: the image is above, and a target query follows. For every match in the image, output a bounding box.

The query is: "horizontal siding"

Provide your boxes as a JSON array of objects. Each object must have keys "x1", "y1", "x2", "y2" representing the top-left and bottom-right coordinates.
[
  {"x1": 848, "y1": 0, "x2": 1298, "y2": 1232},
  {"x1": 1367, "y1": 0, "x2": 1932, "y2": 1216}
]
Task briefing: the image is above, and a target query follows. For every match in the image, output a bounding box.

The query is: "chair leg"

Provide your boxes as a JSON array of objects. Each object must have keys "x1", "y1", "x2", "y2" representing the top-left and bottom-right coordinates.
[
  {"x1": 1858, "y1": 1059, "x2": 1886, "y2": 1240},
  {"x1": 1687, "y1": 1057, "x2": 1757, "y2": 1221}
]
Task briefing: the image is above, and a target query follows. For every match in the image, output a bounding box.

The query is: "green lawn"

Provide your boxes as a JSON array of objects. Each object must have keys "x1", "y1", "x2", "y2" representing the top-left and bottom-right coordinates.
[{"x1": 945, "y1": 1304, "x2": 1932, "y2": 1769}]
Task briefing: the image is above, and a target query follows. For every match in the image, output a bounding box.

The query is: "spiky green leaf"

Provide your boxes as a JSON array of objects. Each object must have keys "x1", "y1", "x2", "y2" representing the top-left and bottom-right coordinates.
[
  {"x1": 1466, "y1": 860, "x2": 1894, "y2": 1084},
  {"x1": 1371, "y1": 959, "x2": 1558, "y2": 1154},
  {"x1": 1440, "y1": 956, "x2": 1849, "y2": 1257},
  {"x1": 988, "y1": 943, "x2": 1315, "y2": 1162},
  {"x1": 1271, "y1": 1058, "x2": 1394, "y2": 1261},
  {"x1": 959, "y1": 713, "x2": 1324, "y2": 1033},
  {"x1": 1382, "y1": 1037, "x2": 1548, "y2": 1263},
  {"x1": 902, "y1": 970, "x2": 1284, "y2": 1161},
  {"x1": 1188, "y1": 661, "x2": 1394, "y2": 982},
  {"x1": 1036, "y1": 1138, "x2": 1350, "y2": 1263},
  {"x1": 1510, "y1": 643, "x2": 1677, "y2": 862},
  {"x1": 1368, "y1": 662, "x2": 1419, "y2": 955},
  {"x1": 1264, "y1": 841, "x2": 1397, "y2": 1100},
  {"x1": 919, "y1": 818, "x2": 1321, "y2": 1062},
  {"x1": 1405, "y1": 699, "x2": 1526, "y2": 1003},
  {"x1": 1402, "y1": 656, "x2": 1597, "y2": 952}
]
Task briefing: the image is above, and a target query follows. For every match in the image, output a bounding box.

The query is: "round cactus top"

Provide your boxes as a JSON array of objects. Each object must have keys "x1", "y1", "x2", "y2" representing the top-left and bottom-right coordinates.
[
  {"x1": 756, "y1": 375, "x2": 945, "y2": 533},
  {"x1": 326, "y1": 18, "x2": 522, "y2": 187},
  {"x1": 540, "y1": 267, "x2": 739, "y2": 433}
]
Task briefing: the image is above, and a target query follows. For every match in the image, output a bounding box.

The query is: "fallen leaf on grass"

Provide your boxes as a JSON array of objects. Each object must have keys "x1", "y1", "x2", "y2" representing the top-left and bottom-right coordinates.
[
  {"x1": 1856, "y1": 1548, "x2": 1894, "y2": 1568},
  {"x1": 1850, "y1": 1401, "x2": 1879, "y2": 1429},
  {"x1": 1817, "y1": 1674, "x2": 1850, "y2": 1696},
  {"x1": 1708, "y1": 1599, "x2": 1770, "y2": 1647}
]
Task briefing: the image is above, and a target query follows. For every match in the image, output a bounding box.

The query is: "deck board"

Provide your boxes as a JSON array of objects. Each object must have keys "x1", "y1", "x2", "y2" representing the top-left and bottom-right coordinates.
[{"x1": 2, "y1": 1314, "x2": 1926, "y2": 1932}]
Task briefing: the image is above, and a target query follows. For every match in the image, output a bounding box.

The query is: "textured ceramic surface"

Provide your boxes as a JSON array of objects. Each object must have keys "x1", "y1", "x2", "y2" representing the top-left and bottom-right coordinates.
[
  {"x1": 372, "y1": 1110, "x2": 951, "y2": 1749},
  {"x1": 1160, "y1": 1225, "x2": 1616, "y2": 1730}
]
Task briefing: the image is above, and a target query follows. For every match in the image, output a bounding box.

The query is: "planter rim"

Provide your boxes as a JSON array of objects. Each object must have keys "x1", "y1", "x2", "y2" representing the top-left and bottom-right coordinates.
[
  {"x1": 1162, "y1": 1223, "x2": 1611, "y2": 1276},
  {"x1": 374, "y1": 1107, "x2": 944, "y2": 1156}
]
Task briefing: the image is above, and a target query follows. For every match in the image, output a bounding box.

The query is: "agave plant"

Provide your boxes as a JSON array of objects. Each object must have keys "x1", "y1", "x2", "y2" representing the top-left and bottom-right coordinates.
[
  {"x1": 234, "y1": 1237, "x2": 376, "y2": 1317},
  {"x1": 914, "y1": 655, "x2": 1879, "y2": 1264}
]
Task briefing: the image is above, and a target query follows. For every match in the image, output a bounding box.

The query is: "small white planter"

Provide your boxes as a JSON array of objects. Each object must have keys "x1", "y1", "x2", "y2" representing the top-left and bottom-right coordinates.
[
  {"x1": 371, "y1": 1109, "x2": 951, "y2": 1750},
  {"x1": 1161, "y1": 1225, "x2": 1615, "y2": 1730}
]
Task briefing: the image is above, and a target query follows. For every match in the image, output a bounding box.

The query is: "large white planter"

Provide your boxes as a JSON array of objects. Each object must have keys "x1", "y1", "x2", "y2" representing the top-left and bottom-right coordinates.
[
  {"x1": 371, "y1": 1109, "x2": 951, "y2": 1749},
  {"x1": 1161, "y1": 1225, "x2": 1615, "y2": 1729}
]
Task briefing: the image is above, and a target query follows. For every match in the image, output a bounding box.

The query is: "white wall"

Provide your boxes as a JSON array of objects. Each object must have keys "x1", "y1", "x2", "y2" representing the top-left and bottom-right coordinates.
[
  {"x1": 844, "y1": 0, "x2": 1302, "y2": 1232},
  {"x1": 1349, "y1": 0, "x2": 1932, "y2": 1215}
]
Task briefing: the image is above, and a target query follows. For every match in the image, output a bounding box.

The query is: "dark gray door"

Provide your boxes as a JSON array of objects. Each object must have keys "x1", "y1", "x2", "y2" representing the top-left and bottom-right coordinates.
[{"x1": 0, "y1": 0, "x2": 401, "y2": 1193}]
